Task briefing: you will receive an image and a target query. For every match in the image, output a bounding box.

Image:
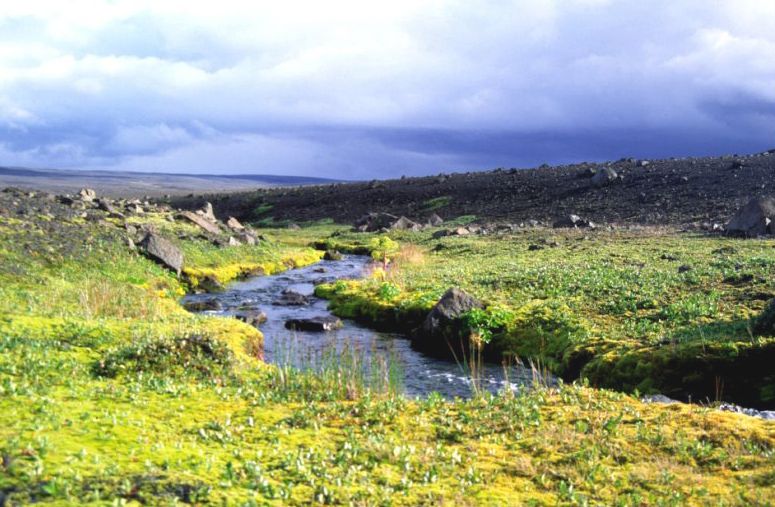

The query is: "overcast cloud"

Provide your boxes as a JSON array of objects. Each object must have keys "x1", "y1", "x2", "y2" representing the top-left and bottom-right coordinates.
[{"x1": 0, "y1": 0, "x2": 774, "y2": 179}]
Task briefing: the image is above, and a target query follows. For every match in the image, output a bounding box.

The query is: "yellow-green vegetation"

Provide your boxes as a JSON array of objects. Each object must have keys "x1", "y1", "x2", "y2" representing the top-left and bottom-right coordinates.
[
  {"x1": 123, "y1": 214, "x2": 323, "y2": 289},
  {"x1": 315, "y1": 226, "x2": 775, "y2": 408},
  {"x1": 1, "y1": 215, "x2": 774, "y2": 505},
  {"x1": 420, "y1": 195, "x2": 452, "y2": 212}
]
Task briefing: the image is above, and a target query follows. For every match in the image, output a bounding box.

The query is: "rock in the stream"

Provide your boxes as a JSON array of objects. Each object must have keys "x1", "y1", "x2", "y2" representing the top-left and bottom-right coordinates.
[
  {"x1": 197, "y1": 276, "x2": 225, "y2": 293},
  {"x1": 285, "y1": 316, "x2": 343, "y2": 332},
  {"x1": 183, "y1": 299, "x2": 223, "y2": 312},
  {"x1": 725, "y1": 196, "x2": 775, "y2": 237},
  {"x1": 235, "y1": 309, "x2": 268, "y2": 327},
  {"x1": 323, "y1": 250, "x2": 343, "y2": 261},
  {"x1": 274, "y1": 289, "x2": 310, "y2": 306},
  {"x1": 421, "y1": 288, "x2": 483, "y2": 338},
  {"x1": 138, "y1": 232, "x2": 184, "y2": 275}
]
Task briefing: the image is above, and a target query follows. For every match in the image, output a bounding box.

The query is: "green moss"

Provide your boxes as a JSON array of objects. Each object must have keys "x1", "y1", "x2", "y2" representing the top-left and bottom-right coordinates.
[
  {"x1": 2, "y1": 211, "x2": 775, "y2": 505},
  {"x1": 420, "y1": 195, "x2": 452, "y2": 212},
  {"x1": 313, "y1": 227, "x2": 775, "y2": 407}
]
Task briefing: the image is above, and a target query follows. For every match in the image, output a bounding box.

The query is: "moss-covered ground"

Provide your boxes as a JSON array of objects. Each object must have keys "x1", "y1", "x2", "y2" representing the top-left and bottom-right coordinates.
[
  {"x1": 314, "y1": 225, "x2": 775, "y2": 409},
  {"x1": 1, "y1": 212, "x2": 774, "y2": 505}
]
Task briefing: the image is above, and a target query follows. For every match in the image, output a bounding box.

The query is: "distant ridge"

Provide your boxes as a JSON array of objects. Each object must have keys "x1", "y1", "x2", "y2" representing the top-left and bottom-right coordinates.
[{"x1": 0, "y1": 166, "x2": 342, "y2": 197}]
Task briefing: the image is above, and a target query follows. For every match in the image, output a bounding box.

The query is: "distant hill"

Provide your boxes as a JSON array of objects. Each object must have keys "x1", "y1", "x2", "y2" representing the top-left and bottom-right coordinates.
[
  {"x1": 170, "y1": 149, "x2": 775, "y2": 227},
  {"x1": 0, "y1": 166, "x2": 341, "y2": 197}
]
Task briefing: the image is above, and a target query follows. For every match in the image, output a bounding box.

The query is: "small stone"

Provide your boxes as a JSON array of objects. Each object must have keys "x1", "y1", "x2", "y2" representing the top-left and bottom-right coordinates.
[
  {"x1": 183, "y1": 299, "x2": 223, "y2": 312},
  {"x1": 323, "y1": 250, "x2": 343, "y2": 261},
  {"x1": 235, "y1": 309, "x2": 268, "y2": 327},
  {"x1": 284, "y1": 316, "x2": 343, "y2": 332}
]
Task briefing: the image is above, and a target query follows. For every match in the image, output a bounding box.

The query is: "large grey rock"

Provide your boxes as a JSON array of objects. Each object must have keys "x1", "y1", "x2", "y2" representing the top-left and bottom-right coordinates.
[
  {"x1": 285, "y1": 316, "x2": 343, "y2": 332},
  {"x1": 726, "y1": 197, "x2": 775, "y2": 237},
  {"x1": 427, "y1": 213, "x2": 444, "y2": 227},
  {"x1": 226, "y1": 216, "x2": 245, "y2": 231},
  {"x1": 591, "y1": 167, "x2": 618, "y2": 188},
  {"x1": 179, "y1": 210, "x2": 222, "y2": 235},
  {"x1": 421, "y1": 288, "x2": 483, "y2": 338},
  {"x1": 138, "y1": 232, "x2": 183, "y2": 275},
  {"x1": 196, "y1": 202, "x2": 217, "y2": 222}
]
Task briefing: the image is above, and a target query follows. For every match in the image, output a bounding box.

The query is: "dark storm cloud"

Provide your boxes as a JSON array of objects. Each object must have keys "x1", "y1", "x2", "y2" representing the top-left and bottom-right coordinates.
[{"x1": 1, "y1": 1, "x2": 774, "y2": 178}]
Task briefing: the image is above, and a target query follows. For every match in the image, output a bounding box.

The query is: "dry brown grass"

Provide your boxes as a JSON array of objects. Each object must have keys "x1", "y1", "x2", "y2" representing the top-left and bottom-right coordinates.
[
  {"x1": 392, "y1": 243, "x2": 426, "y2": 267},
  {"x1": 78, "y1": 279, "x2": 164, "y2": 320},
  {"x1": 384, "y1": 244, "x2": 426, "y2": 285}
]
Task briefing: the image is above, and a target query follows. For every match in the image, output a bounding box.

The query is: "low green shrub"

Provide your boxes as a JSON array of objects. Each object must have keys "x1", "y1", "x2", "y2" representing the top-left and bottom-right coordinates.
[{"x1": 94, "y1": 333, "x2": 234, "y2": 379}]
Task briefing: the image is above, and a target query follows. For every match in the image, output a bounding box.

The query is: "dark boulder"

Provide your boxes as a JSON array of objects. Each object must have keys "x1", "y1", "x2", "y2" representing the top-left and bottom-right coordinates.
[
  {"x1": 138, "y1": 232, "x2": 183, "y2": 275},
  {"x1": 274, "y1": 289, "x2": 310, "y2": 306},
  {"x1": 285, "y1": 316, "x2": 343, "y2": 332},
  {"x1": 726, "y1": 197, "x2": 775, "y2": 237},
  {"x1": 198, "y1": 276, "x2": 225, "y2": 293},
  {"x1": 421, "y1": 288, "x2": 483, "y2": 340},
  {"x1": 323, "y1": 250, "x2": 343, "y2": 261}
]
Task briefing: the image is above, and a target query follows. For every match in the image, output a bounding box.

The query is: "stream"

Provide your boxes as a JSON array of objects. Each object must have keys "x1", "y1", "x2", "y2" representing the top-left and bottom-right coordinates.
[{"x1": 183, "y1": 255, "x2": 544, "y2": 398}]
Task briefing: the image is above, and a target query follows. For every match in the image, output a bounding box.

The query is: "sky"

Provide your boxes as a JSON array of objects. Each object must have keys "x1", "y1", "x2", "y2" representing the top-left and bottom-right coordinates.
[{"x1": 0, "y1": 0, "x2": 774, "y2": 179}]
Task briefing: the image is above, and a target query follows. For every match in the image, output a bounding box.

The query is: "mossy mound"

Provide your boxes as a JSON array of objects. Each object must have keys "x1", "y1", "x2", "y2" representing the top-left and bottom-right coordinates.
[
  {"x1": 754, "y1": 298, "x2": 775, "y2": 336},
  {"x1": 94, "y1": 333, "x2": 234, "y2": 379}
]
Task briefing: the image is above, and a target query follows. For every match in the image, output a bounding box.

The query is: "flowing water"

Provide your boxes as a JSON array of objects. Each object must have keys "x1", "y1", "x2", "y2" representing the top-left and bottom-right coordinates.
[{"x1": 183, "y1": 255, "x2": 546, "y2": 398}]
